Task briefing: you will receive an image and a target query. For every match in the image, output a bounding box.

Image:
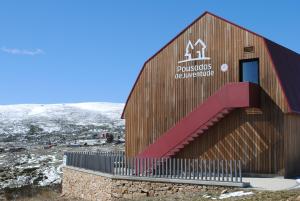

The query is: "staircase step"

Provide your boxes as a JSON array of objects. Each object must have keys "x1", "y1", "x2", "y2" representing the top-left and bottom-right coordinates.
[
  {"x1": 211, "y1": 117, "x2": 219, "y2": 122},
  {"x1": 205, "y1": 121, "x2": 214, "y2": 126},
  {"x1": 137, "y1": 83, "x2": 257, "y2": 160},
  {"x1": 216, "y1": 113, "x2": 225, "y2": 119},
  {"x1": 176, "y1": 145, "x2": 185, "y2": 149},
  {"x1": 202, "y1": 126, "x2": 209, "y2": 130},
  {"x1": 191, "y1": 133, "x2": 199, "y2": 138},
  {"x1": 222, "y1": 108, "x2": 233, "y2": 114}
]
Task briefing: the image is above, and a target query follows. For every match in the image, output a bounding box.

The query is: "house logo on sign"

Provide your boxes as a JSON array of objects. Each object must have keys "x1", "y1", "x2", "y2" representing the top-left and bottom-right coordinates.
[
  {"x1": 178, "y1": 38, "x2": 210, "y2": 64},
  {"x1": 175, "y1": 38, "x2": 214, "y2": 79}
]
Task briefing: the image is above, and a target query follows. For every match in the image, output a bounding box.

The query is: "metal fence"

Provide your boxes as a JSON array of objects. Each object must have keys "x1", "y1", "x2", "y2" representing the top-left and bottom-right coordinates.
[{"x1": 65, "y1": 151, "x2": 243, "y2": 183}]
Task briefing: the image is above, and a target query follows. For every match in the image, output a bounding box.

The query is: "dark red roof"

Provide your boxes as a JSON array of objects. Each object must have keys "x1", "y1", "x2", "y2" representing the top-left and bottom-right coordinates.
[
  {"x1": 121, "y1": 11, "x2": 300, "y2": 118},
  {"x1": 264, "y1": 39, "x2": 300, "y2": 113}
]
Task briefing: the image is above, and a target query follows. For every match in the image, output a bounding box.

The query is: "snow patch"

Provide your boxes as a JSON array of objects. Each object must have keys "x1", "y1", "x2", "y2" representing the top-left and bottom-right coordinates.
[
  {"x1": 38, "y1": 166, "x2": 61, "y2": 186},
  {"x1": 219, "y1": 191, "x2": 254, "y2": 199}
]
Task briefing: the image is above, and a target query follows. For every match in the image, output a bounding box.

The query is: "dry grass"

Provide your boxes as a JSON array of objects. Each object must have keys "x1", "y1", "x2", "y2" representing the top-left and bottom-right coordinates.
[
  {"x1": 129, "y1": 188, "x2": 300, "y2": 201},
  {"x1": 1, "y1": 186, "x2": 300, "y2": 201}
]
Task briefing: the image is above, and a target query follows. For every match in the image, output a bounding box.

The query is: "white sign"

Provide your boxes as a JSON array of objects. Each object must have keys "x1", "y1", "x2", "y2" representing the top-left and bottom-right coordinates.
[
  {"x1": 178, "y1": 38, "x2": 210, "y2": 64},
  {"x1": 176, "y1": 38, "x2": 214, "y2": 79},
  {"x1": 221, "y1": 63, "x2": 229, "y2": 72}
]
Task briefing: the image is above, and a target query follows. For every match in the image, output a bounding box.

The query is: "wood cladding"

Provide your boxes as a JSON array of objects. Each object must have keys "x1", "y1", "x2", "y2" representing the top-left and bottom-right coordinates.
[
  {"x1": 176, "y1": 92, "x2": 285, "y2": 175},
  {"x1": 123, "y1": 13, "x2": 297, "y2": 176},
  {"x1": 284, "y1": 114, "x2": 300, "y2": 177}
]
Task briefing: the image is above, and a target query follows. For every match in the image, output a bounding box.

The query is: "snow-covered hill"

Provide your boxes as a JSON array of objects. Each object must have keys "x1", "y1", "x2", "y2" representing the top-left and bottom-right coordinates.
[
  {"x1": 0, "y1": 102, "x2": 125, "y2": 143},
  {"x1": 0, "y1": 102, "x2": 125, "y2": 190}
]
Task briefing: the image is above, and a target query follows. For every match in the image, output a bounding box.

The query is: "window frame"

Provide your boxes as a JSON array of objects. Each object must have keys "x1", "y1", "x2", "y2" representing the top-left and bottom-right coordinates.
[{"x1": 239, "y1": 58, "x2": 260, "y2": 85}]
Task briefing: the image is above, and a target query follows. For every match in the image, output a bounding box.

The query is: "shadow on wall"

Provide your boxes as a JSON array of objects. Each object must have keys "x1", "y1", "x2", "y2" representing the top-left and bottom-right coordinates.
[{"x1": 175, "y1": 90, "x2": 285, "y2": 176}]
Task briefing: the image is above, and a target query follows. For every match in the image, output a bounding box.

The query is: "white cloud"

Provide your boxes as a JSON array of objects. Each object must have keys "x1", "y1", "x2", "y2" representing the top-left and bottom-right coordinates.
[{"x1": 1, "y1": 46, "x2": 44, "y2": 56}]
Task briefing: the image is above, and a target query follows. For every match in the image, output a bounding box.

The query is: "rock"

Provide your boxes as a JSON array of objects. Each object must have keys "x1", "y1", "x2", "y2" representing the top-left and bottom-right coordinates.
[
  {"x1": 220, "y1": 189, "x2": 228, "y2": 194},
  {"x1": 123, "y1": 194, "x2": 133, "y2": 199},
  {"x1": 128, "y1": 187, "x2": 138, "y2": 192},
  {"x1": 203, "y1": 194, "x2": 211, "y2": 198},
  {"x1": 132, "y1": 192, "x2": 147, "y2": 199},
  {"x1": 296, "y1": 195, "x2": 300, "y2": 201},
  {"x1": 114, "y1": 188, "x2": 123, "y2": 194},
  {"x1": 141, "y1": 188, "x2": 149, "y2": 193},
  {"x1": 121, "y1": 188, "x2": 128, "y2": 194},
  {"x1": 112, "y1": 193, "x2": 122, "y2": 198},
  {"x1": 21, "y1": 167, "x2": 39, "y2": 174},
  {"x1": 149, "y1": 190, "x2": 155, "y2": 197},
  {"x1": 8, "y1": 147, "x2": 26, "y2": 153},
  {"x1": 160, "y1": 186, "x2": 172, "y2": 191}
]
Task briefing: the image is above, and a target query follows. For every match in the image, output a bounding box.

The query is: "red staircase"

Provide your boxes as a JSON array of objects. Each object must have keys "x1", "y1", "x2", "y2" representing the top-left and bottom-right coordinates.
[{"x1": 137, "y1": 82, "x2": 260, "y2": 158}]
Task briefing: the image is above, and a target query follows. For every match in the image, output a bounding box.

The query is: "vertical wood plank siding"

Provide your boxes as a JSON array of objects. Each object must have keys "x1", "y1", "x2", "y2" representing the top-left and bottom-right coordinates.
[
  {"x1": 284, "y1": 114, "x2": 300, "y2": 178},
  {"x1": 124, "y1": 14, "x2": 289, "y2": 175}
]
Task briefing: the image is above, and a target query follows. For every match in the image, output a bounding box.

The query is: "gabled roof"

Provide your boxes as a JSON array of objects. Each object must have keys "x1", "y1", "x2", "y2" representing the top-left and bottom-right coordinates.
[
  {"x1": 121, "y1": 11, "x2": 300, "y2": 118},
  {"x1": 264, "y1": 39, "x2": 300, "y2": 114}
]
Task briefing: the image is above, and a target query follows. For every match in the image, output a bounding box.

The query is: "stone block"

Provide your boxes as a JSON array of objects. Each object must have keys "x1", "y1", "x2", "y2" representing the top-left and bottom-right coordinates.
[{"x1": 132, "y1": 192, "x2": 148, "y2": 199}]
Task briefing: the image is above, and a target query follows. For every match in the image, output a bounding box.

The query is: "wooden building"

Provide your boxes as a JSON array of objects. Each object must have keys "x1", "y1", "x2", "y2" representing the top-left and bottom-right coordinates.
[{"x1": 121, "y1": 12, "x2": 300, "y2": 178}]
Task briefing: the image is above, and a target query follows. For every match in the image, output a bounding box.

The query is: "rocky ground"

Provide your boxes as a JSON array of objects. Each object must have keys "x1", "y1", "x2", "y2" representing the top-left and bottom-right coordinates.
[
  {"x1": 1, "y1": 185, "x2": 300, "y2": 201},
  {"x1": 136, "y1": 188, "x2": 300, "y2": 201},
  {"x1": 0, "y1": 143, "x2": 124, "y2": 192}
]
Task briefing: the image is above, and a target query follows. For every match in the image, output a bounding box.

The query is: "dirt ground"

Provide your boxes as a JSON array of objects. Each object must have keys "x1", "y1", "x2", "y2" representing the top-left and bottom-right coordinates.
[
  {"x1": 137, "y1": 188, "x2": 300, "y2": 201},
  {"x1": 1, "y1": 186, "x2": 300, "y2": 201}
]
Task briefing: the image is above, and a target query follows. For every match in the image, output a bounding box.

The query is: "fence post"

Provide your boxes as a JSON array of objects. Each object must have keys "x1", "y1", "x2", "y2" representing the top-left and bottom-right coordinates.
[
  {"x1": 137, "y1": 158, "x2": 140, "y2": 177},
  {"x1": 111, "y1": 155, "x2": 114, "y2": 174},
  {"x1": 125, "y1": 157, "x2": 128, "y2": 176},
  {"x1": 213, "y1": 160, "x2": 216, "y2": 181},
  {"x1": 234, "y1": 160, "x2": 237, "y2": 182},
  {"x1": 158, "y1": 158, "x2": 161, "y2": 177},
  {"x1": 153, "y1": 158, "x2": 157, "y2": 177},
  {"x1": 176, "y1": 158, "x2": 180, "y2": 179},
  {"x1": 169, "y1": 158, "x2": 172, "y2": 178},
  {"x1": 192, "y1": 159, "x2": 195, "y2": 180},
  {"x1": 230, "y1": 160, "x2": 233, "y2": 182},
  {"x1": 239, "y1": 160, "x2": 242, "y2": 182},
  {"x1": 204, "y1": 160, "x2": 207, "y2": 180},
  {"x1": 184, "y1": 159, "x2": 187, "y2": 179},
  {"x1": 221, "y1": 160, "x2": 224, "y2": 181},
  {"x1": 188, "y1": 159, "x2": 191, "y2": 179},
  {"x1": 129, "y1": 157, "x2": 132, "y2": 176},
  {"x1": 165, "y1": 158, "x2": 168, "y2": 178},
  {"x1": 196, "y1": 159, "x2": 199, "y2": 180},
  {"x1": 133, "y1": 157, "x2": 137, "y2": 176},
  {"x1": 146, "y1": 158, "x2": 148, "y2": 177},
  {"x1": 172, "y1": 158, "x2": 175, "y2": 179},
  {"x1": 225, "y1": 160, "x2": 228, "y2": 181},
  {"x1": 148, "y1": 158, "x2": 151, "y2": 177},
  {"x1": 217, "y1": 160, "x2": 220, "y2": 181},
  {"x1": 209, "y1": 160, "x2": 212, "y2": 180}
]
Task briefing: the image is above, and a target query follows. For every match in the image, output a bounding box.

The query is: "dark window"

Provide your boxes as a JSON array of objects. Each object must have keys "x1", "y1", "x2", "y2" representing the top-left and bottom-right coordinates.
[{"x1": 239, "y1": 59, "x2": 259, "y2": 84}]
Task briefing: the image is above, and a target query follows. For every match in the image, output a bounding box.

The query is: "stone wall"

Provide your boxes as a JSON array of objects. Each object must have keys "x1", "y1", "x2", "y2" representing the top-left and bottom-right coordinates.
[
  {"x1": 62, "y1": 166, "x2": 231, "y2": 201},
  {"x1": 62, "y1": 167, "x2": 113, "y2": 201},
  {"x1": 110, "y1": 179, "x2": 220, "y2": 200}
]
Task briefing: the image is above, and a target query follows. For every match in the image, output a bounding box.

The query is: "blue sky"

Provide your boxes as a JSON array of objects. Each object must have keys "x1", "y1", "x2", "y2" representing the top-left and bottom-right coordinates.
[{"x1": 0, "y1": 0, "x2": 299, "y2": 105}]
